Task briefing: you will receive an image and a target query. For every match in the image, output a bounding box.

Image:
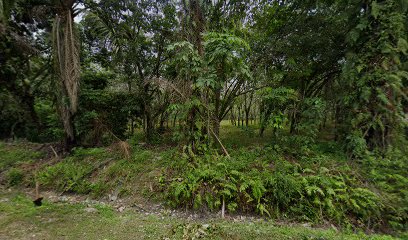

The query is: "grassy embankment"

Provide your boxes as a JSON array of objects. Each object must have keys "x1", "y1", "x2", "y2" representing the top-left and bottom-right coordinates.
[{"x1": 0, "y1": 121, "x2": 406, "y2": 239}]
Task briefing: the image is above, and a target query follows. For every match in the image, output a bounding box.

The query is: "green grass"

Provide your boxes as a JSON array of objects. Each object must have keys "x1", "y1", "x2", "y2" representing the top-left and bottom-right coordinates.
[
  {"x1": 129, "y1": 120, "x2": 273, "y2": 149},
  {"x1": 219, "y1": 120, "x2": 275, "y2": 149},
  {"x1": 0, "y1": 142, "x2": 43, "y2": 170},
  {"x1": 0, "y1": 190, "x2": 399, "y2": 240},
  {"x1": 33, "y1": 145, "x2": 177, "y2": 199},
  {"x1": 0, "y1": 123, "x2": 406, "y2": 239}
]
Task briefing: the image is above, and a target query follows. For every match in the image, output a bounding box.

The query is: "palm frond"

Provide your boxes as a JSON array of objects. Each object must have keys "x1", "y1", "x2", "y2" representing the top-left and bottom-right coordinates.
[{"x1": 52, "y1": 9, "x2": 80, "y2": 114}]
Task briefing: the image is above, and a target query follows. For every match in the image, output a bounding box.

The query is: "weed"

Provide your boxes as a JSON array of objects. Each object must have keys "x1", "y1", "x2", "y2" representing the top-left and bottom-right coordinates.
[
  {"x1": 37, "y1": 159, "x2": 94, "y2": 194},
  {"x1": 5, "y1": 168, "x2": 24, "y2": 186},
  {"x1": 164, "y1": 148, "x2": 386, "y2": 231},
  {"x1": 0, "y1": 143, "x2": 43, "y2": 169}
]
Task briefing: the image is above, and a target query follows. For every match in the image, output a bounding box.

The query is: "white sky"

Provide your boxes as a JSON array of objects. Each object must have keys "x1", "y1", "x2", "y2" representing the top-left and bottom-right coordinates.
[{"x1": 74, "y1": 3, "x2": 85, "y2": 23}]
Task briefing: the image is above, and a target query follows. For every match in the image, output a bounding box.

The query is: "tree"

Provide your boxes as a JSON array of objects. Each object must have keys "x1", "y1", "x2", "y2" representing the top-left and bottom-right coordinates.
[
  {"x1": 84, "y1": 0, "x2": 177, "y2": 141},
  {"x1": 173, "y1": 0, "x2": 253, "y2": 144},
  {"x1": 251, "y1": 0, "x2": 347, "y2": 134},
  {"x1": 51, "y1": 0, "x2": 81, "y2": 151},
  {"x1": 202, "y1": 32, "x2": 251, "y2": 136},
  {"x1": 339, "y1": 0, "x2": 408, "y2": 154},
  {"x1": 0, "y1": 0, "x2": 43, "y2": 139}
]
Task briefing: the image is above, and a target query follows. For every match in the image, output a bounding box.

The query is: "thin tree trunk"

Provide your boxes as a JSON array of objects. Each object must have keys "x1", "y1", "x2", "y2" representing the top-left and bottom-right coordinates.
[
  {"x1": 237, "y1": 106, "x2": 241, "y2": 127},
  {"x1": 213, "y1": 88, "x2": 221, "y2": 137},
  {"x1": 245, "y1": 109, "x2": 250, "y2": 127},
  {"x1": 241, "y1": 108, "x2": 244, "y2": 126},
  {"x1": 172, "y1": 111, "x2": 177, "y2": 128},
  {"x1": 159, "y1": 112, "x2": 165, "y2": 133},
  {"x1": 145, "y1": 107, "x2": 154, "y2": 141},
  {"x1": 130, "y1": 119, "x2": 134, "y2": 135}
]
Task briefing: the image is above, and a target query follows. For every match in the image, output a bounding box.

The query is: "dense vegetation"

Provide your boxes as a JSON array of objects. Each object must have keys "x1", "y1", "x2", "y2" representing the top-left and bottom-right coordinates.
[{"x1": 0, "y1": 0, "x2": 407, "y2": 238}]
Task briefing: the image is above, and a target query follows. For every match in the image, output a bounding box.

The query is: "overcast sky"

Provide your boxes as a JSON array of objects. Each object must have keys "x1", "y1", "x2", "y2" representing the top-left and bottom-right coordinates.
[{"x1": 74, "y1": 3, "x2": 85, "y2": 23}]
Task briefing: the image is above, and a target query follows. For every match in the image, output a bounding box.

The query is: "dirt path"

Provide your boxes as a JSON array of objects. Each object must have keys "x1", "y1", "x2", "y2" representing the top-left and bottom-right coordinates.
[{"x1": 0, "y1": 187, "x2": 398, "y2": 240}]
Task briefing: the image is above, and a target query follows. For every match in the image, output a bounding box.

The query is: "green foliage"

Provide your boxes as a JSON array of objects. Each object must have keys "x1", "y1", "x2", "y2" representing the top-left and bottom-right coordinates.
[
  {"x1": 169, "y1": 223, "x2": 221, "y2": 239},
  {"x1": 99, "y1": 150, "x2": 152, "y2": 183},
  {"x1": 167, "y1": 31, "x2": 252, "y2": 152},
  {"x1": 77, "y1": 84, "x2": 140, "y2": 145},
  {"x1": 260, "y1": 87, "x2": 297, "y2": 134},
  {"x1": 34, "y1": 100, "x2": 64, "y2": 142},
  {"x1": 363, "y1": 149, "x2": 408, "y2": 231},
  {"x1": 37, "y1": 147, "x2": 109, "y2": 194},
  {"x1": 166, "y1": 41, "x2": 202, "y2": 82},
  {"x1": 35, "y1": 145, "x2": 166, "y2": 197},
  {"x1": 38, "y1": 159, "x2": 95, "y2": 194},
  {"x1": 0, "y1": 91, "x2": 29, "y2": 139},
  {"x1": 2, "y1": 190, "x2": 397, "y2": 240},
  {"x1": 1, "y1": 0, "x2": 408, "y2": 238},
  {"x1": 203, "y1": 32, "x2": 251, "y2": 87},
  {"x1": 296, "y1": 98, "x2": 326, "y2": 139},
  {"x1": 0, "y1": 142, "x2": 43, "y2": 169},
  {"x1": 164, "y1": 148, "x2": 386, "y2": 230},
  {"x1": 5, "y1": 167, "x2": 24, "y2": 186},
  {"x1": 339, "y1": 0, "x2": 408, "y2": 153}
]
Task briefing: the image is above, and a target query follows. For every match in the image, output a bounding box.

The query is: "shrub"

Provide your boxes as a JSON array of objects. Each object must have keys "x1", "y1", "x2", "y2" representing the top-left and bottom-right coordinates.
[
  {"x1": 6, "y1": 168, "x2": 24, "y2": 186},
  {"x1": 163, "y1": 150, "x2": 384, "y2": 230},
  {"x1": 34, "y1": 100, "x2": 64, "y2": 142},
  {"x1": 37, "y1": 160, "x2": 94, "y2": 194},
  {"x1": 362, "y1": 149, "x2": 408, "y2": 231}
]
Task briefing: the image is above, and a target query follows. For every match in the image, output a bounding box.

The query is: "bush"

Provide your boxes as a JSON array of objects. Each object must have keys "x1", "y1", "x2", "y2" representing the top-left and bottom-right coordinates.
[
  {"x1": 76, "y1": 70, "x2": 142, "y2": 146},
  {"x1": 6, "y1": 168, "x2": 24, "y2": 186},
  {"x1": 36, "y1": 146, "x2": 156, "y2": 197},
  {"x1": 0, "y1": 143, "x2": 43, "y2": 169},
  {"x1": 363, "y1": 149, "x2": 408, "y2": 231},
  {"x1": 163, "y1": 150, "x2": 384, "y2": 230},
  {"x1": 38, "y1": 160, "x2": 94, "y2": 194},
  {"x1": 34, "y1": 100, "x2": 64, "y2": 142},
  {"x1": 37, "y1": 147, "x2": 116, "y2": 194},
  {"x1": 76, "y1": 90, "x2": 142, "y2": 146}
]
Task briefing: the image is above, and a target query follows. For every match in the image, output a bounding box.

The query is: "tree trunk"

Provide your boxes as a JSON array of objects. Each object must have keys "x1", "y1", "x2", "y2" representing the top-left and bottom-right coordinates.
[
  {"x1": 172, "y1": 111, "x2": 177, "y2": 128},
  {"x1": 237, "y1": 106, "x2": 241, "y2": 127},
  {"x1": 290, "y1": 112, "x2": 297, "y2": 134},
  {"x1": 241, "y1": 108, "x2": 244, "y2": 126},
  {"x1": 213, "y1": 88, "x2": 221, "y2": 137},
  {"x1": 144, "y1": 106, "x2": 154, "y2": 141},
  {"x1": 61, "y1": 106, "x2": 76, "y2": 152},
  {"x1": 230, "y1": 109, "x2": 236, "y2": 126},
  {"x1": 159, "y1": 112, "x2": 165, "y2": 133},
  {"x1": 213, "y1": 118, "x2": 220, "y2": 140},
  {"x1": 259, "y1": 104, "x2": 271, "y2": 137},
  {"x1": 52, "y1": 2, "x2": 80, "y2": 152},
  {"x1": 245, "y1": 109, "x2": 249, "y2": 127},
  {"x1": 130, "y1": 118, "x2": 134, "y2": 135}
]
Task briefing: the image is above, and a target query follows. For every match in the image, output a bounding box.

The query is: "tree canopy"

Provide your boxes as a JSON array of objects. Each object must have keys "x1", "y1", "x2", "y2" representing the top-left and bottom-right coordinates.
[{"x1": 1, "y1": 0, "x2": 407, "y2": 154}]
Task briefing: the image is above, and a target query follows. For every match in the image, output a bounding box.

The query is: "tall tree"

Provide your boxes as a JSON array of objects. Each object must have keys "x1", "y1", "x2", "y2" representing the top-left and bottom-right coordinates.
[
  {"x1": 175, "y1": 0, "x2": 253, "y2": 143},
  {"x1": 84, "y1": 0, "x2": 177, "y2": 141},
  {"x1": 52, "y1": 0, "x2": 80, "y2": 151},
  {"x1": 0, "y1": 0, "x2": 43, "y2": 139},
  {"x1": 203, "y1": 32, "x2": 251, "y2": 136},
  {"x1": 339, "y1": 0, "x2": 408, "y2": 154},
  {"x1": 251, "y1": 0, "x2": 348, "y2": 135}
]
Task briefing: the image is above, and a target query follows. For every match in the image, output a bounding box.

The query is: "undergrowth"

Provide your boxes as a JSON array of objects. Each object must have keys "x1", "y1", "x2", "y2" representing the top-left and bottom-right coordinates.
[
  {"x1": 0, "y1": 142, "x2": 43, "y2": 169},
  {"x1": 35, "y1": 146, "x2": 168, "y2": 198},
  {"x1": 1, "y1": 137, "x2": 406, "y2": 237},
  {"x1": 162, "y1": 143, "x2": 407, "y2": 235}
]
